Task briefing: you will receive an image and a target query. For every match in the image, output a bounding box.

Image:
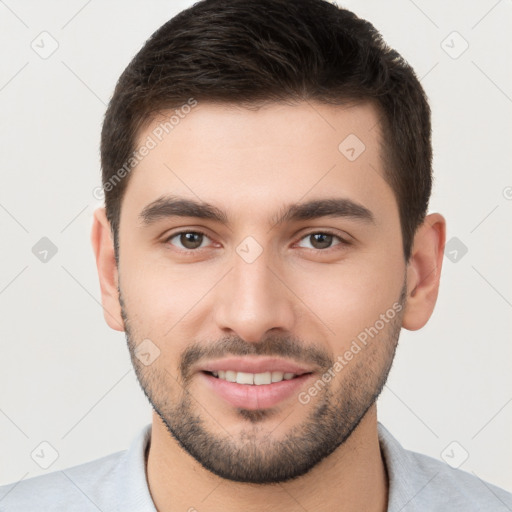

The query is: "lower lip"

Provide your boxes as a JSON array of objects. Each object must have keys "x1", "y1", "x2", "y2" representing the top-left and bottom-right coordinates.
[{"x1": 199, "y1": 371, "x2": 314, "y2": 410}]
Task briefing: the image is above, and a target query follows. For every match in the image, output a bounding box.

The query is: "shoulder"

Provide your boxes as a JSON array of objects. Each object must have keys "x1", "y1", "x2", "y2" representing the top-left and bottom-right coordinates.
[
  {"x1": 404, "y1": 449, "x2": 512, "y2": 510},
  {"x1": 0, "y1": 450, "x2": 125, "y2": 511},
  {"x1": 0, "y1": 424, "x2": 154, "y2": 511},
  {"x1": 378, "y1": 422, "x2": 512, "y2": 511}
]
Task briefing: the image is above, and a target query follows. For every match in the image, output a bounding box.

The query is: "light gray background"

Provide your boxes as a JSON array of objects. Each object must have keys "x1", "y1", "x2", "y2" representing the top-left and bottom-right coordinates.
[{"x1": 1, "y1": 0, "x2": 511, "y2": 494}]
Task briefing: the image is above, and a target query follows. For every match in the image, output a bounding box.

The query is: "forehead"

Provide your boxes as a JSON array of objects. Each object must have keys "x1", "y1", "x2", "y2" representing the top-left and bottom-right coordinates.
[{"x1": 121, "y1": 100, "x2": 397, "y2": 227}]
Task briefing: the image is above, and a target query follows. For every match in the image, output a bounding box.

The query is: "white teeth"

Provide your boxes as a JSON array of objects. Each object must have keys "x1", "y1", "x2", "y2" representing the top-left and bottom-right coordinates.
[
  {"x1": 225, "y1": 370, "x2": 237, "y2": 382},
  {"x1": 236, "y1": 371, "x2": 254, "y2": 385},
  {"x1": 210, "y1": 370, "x2": 298, "y2": 384},
  {"x1": 271, "y1": 371, "x2": 284, "y2": 382},
  {"x1": 254, "y1": 372, "x2": 272, "y2": 385}
]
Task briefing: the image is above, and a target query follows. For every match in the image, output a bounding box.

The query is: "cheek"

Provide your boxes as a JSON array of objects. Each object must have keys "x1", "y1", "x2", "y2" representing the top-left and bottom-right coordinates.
[
  {"x1": 290, "y1": 251, "x2": 404, "y2": 341},
  {"x1": 119, "y1": 254, "x2": 220, "y2": 342}
]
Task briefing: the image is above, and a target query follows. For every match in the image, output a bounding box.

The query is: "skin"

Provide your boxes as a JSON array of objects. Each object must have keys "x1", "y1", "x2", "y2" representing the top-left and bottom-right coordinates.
[{"x1": 91, "y1": 100, "x2": 445, "y2": 512}]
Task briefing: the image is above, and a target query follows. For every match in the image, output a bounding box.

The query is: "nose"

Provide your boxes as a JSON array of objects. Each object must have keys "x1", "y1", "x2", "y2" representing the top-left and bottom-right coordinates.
[{"x1": 212, "y1": 244, "x2": 296, "y2": 343}]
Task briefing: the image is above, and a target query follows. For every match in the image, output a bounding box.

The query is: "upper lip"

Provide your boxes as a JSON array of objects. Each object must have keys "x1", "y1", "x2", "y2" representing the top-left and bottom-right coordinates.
[{"x1": 199, "y1": 357, "x2": 315, "y2": 375}]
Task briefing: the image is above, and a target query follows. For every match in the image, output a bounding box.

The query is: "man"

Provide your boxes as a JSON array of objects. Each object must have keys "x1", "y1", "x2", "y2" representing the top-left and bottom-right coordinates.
[{"x1": 1, "y1": 0, "x2": 511, "y2": 510}]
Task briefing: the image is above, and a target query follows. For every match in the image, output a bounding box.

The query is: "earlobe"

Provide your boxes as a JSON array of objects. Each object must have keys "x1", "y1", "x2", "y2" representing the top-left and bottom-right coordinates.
[
  {"x1": 90, "y1": 207, "x2": 125, "y2": 332},
  {"x1": 402, "y1": 213, "x2": 446, "y2": 331}
]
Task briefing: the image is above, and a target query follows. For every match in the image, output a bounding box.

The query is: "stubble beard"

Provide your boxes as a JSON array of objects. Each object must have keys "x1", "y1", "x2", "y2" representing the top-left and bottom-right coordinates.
[{"x1": 120, "y1": 283, "x2": 406, "y2": 484}]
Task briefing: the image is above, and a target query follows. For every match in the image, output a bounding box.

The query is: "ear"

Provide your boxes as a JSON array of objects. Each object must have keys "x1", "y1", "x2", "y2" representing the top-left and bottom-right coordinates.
[
  {"x1": 402, "y1": 213, "x2": 446, "y2": 331},
  {"x1": 90, "y1": 207, "x2": 124, "y2": 332}
]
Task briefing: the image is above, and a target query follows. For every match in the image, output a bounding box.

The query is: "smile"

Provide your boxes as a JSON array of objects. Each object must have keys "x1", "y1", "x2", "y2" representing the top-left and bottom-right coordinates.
[{"x1": 208, "y1": 370, "x2": 300, "y2": 385}]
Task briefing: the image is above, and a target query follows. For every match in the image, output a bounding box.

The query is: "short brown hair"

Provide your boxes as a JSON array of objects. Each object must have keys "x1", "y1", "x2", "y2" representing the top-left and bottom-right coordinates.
[{"x1": 101, "y1": 0, "x2": 432, "y2": 262}]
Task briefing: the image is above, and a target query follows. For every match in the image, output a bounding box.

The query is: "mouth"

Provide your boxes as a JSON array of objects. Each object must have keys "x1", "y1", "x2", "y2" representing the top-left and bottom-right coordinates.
[
  {"x1": 197, "y1": 358, "x2": 316, "y2": 410},
  {"x1": 202, "y1": 369, "x2": 310, "y2": 385}
]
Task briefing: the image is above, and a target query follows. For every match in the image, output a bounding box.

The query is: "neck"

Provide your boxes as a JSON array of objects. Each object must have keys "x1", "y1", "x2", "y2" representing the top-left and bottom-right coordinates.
[{"x1": 146, "y1": 405, "x2": 388, "y2": 512}]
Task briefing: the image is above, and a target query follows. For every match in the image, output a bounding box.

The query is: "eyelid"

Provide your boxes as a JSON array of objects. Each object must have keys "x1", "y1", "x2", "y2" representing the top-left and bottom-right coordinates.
[
  {"x1": 163, "y1": 229, "x2": 213, "y2": 250},
  {"x1": 294, "y1": 229, "x2": 352, "y2": 249},
  {"x1": 164, "y1": 228, "x2": 352, "y2": 252}
]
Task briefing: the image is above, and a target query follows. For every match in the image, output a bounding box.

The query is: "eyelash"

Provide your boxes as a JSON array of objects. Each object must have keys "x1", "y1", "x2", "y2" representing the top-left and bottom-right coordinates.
[{"x1": 163, "y1": 230, "x2": 351, "y2": 253}]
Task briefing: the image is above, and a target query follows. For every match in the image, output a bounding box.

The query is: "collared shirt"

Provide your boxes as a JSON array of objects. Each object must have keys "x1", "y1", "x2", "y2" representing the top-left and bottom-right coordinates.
[{"x1": 1, "y1": 422, "x2": 511, "y2": 511}]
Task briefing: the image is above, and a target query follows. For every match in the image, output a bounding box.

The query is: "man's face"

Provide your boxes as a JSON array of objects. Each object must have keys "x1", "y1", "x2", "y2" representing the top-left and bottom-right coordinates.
[{"x1": 117, "y1": 101, "x2": 407, "y2": 483}]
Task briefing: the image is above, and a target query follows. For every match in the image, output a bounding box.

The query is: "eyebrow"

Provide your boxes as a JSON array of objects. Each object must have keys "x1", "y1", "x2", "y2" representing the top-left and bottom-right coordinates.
[{"x1": 139, "y1": 194, "x2": 375, "y2": 228}]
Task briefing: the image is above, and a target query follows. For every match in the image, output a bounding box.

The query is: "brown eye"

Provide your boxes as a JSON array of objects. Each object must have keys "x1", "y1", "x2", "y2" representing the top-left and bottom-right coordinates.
[
  {"x1": 167, "y1": 231, "x2": 209, "y2": 250},
  {"x1": 297, "y1": 232, "x2": 346, "y2": 250},
  {"x1": 310, "y1": 233, "x2": 333, "y2": 249}
]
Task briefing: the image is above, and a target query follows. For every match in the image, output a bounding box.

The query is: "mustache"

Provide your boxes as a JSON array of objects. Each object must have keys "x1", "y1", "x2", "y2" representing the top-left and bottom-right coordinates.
[{"x1": 180, "y1": 334, "x2": 333, "y2": 382}]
